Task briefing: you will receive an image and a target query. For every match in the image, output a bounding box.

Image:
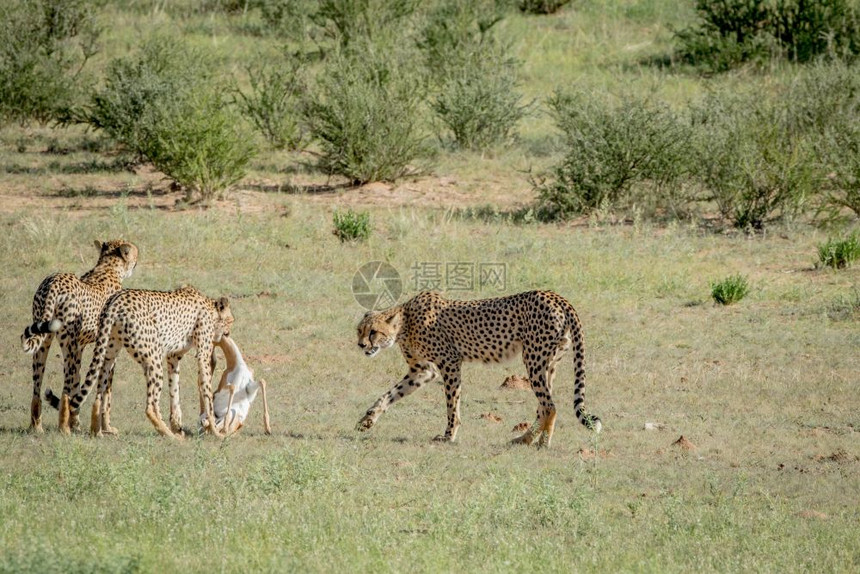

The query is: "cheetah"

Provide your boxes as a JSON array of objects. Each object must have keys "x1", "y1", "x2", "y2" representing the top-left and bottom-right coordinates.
[
  {"x1": 59, "y1": 286, "x2": 234, "y2": 438},
  {"x1": 355, "y1": 290, "x2": 601, "y2": 447},
  {"x1": 21, "y1": 240, "x2": 138, "y2": 433}
]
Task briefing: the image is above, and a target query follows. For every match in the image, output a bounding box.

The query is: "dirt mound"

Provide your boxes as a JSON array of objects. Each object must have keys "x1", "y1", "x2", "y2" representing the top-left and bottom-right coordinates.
[
  {"x1": 672, "y1": 435, "x2": 696, "y2": 451},
  {"x1": 813, "y1": 449, "x2": 854, "y2": 463},
  {"x1": 578, "y1": 448, "x2": 613, "y2": 460},
  {"x1": 511, "y1": 421, "x2": 530, "y2": 432},
  {"x1": 797, "y1": 510, "x2": 828, "y2": 520},
  {"x1": 479, "y1": 412, "x2": 502, "y2": 423},
  {"x1": 500, "y1": 375, "x2": 530, "y2": 390}
]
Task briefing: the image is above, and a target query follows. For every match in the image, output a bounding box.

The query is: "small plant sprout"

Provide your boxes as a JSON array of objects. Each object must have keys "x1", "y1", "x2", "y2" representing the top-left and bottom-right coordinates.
[
  {"x1": 333, "y1": 209, "x2": 371, "y2": 242},
  {"x1": 818, "y1": 233, "x2": 860, "y2": 269},
  {"x1": 710, "y1": 274, "x2": 750, "y2": 305}
]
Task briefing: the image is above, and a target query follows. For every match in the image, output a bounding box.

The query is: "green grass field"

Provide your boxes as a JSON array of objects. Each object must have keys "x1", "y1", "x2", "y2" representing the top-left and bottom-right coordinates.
[{"x1": 1, "y1": 2, "x2": 859, "y2": 573}]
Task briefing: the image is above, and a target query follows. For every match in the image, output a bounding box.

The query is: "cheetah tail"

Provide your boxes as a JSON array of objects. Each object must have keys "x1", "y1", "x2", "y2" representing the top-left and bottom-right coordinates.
[
  {"x1": 570, "y1": 318, "x2": 602, "y2": 434},
  {"x1": 68, "y1": 309, "x2": 115, "y2": 413},
  {"x1": 20, "y1": 319, "x2": 62, "y2": 354},
  {"x1": 44, "y1": 388, "x2": 62, "y2": 410}
]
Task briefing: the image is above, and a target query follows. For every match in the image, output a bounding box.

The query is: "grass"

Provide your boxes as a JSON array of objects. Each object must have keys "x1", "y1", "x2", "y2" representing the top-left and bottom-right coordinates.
[
  {"x1": 818, "y1": 233, "x2": 860, "y2": 269},
  {"x1": 710, "y1": 274, "x2": 751, "y2": 305},
  {"x1": 0, "y1": 2, "x2": 858, "y2": 571},
  {"x1": 332, "y1": 208, "x2": 371, "y2": 242},
  {"x1": 1, "y1": 207, "x2": 858, "y2": 572}
]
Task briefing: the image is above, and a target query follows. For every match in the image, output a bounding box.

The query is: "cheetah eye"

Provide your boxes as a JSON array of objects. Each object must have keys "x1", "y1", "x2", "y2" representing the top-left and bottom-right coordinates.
[{"x1": 369, "y1": 329, "x2": 378, "y2": 339}]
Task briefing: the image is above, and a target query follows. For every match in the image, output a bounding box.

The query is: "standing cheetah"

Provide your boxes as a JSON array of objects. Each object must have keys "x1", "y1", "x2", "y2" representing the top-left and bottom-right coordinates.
[
  {"x1": 21, "y1": 240, "x2": 138, "y2": 433},
  {"x1": 60, "y1": 286, "x2": 234, "y2": 438},
  {"x1": 355, "y1": 290, "x2": 601, "y2": 447}
]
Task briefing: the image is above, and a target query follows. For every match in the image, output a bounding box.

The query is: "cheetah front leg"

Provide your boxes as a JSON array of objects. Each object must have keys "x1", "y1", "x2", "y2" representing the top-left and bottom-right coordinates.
[
  {"x1": 166, "y1": 353, "x2": 184, "y2": 436},
  {"x1": 197, "y1": 342, "x2": 222, "y2": 438},
  {"x1": 356, "y1": 361, "x2": 441, "y2": 432}
]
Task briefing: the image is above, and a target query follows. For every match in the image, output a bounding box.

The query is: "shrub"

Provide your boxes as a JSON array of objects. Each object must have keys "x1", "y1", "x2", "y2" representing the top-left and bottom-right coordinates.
[
  {"x1": 333, "y1": 209, "x2": 371, "y2": 242},
  {"x1": 82, "y1": 37, "x2": 255, "y2": 201},
  {"x1": 818, "y1": 233, "x2": 860, "y2": 269},
  {"x1": 534, "y1": 90, "x2": 692, "y2": 220},
  {"x1": 141, "y1": 90, "x2": 256, "y2": 201},
  {"x1": 710, "y1": 274, "x2": 750, "y2": 305},
  {"x1": 690, "y1": 89, "x2": 818, "y2": 230},
  {"x1": 418, "y1": 0, "x2": 506, "y2": 75},
  {"x1": 518, "y1": 0, "x2": 571, "y2": 14},
  {"x1": 431, "y1": 51, "x2": 528, "y2": 149},
  {"x1": 0, "y1": 0, "x2": 99, "y2": 125},
  {"x1": 258, "y1": 0, "x2": 317, "y2": 40},
  {"x1": 676, "y1": 0, "x2": 860, "y2": 72},
  {"x1": 421, "y1": 1, "x2": 527, "y2": 150},
  {"x1": 313, "y1": 0, "x2": 419, "y2": 47},
  {"x1": 234, "y1": 57, "x2": 307, "y2": 151},
  {"x1": 303, "y1": 46, "x2": 429, "y2": 184}
]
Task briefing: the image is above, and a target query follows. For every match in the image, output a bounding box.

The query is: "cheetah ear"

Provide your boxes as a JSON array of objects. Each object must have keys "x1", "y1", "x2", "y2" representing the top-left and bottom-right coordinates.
[
  {"x1": 119, "y1": 244, "x2": 133, "y2": 261},
  {"x1": 94, "y1": 240, "x2": 103, "y2": 251},
  {"x1": 218, "y1": 297, "x2": 230, "y2": 311},
  {"x1": 386, "y1": 309, "x2": 402, "y2": 330}
]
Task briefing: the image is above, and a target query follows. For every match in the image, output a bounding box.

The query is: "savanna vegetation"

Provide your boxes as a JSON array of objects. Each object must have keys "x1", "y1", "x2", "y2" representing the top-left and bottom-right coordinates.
[{"x1": 0, "y1": 1, "x2": 858, "y2": 572}]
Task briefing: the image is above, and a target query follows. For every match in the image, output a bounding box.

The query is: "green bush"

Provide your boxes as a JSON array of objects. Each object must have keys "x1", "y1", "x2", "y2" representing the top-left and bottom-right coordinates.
[
  {"x1": 303, "y1": 46, "x2": 429, "y2": 184},
  {"x1": 0, "y1": 0, "x2": 99, "y2": 125},
  {"x1": 333, "y1": 209, "x2": 371, "y2": 242},
  {"x1": 676, "y1": 0, "x2": 860, "y2": 72},
  {"x1": 141, "y1": 91, "x2": 256, "y2": 201},
  {"x1": 314, "y1": 0, "x2": 418, "y2": 47},
  {"x1": 418, "y1": 0, "x2": 506, "y2": 75},
  {"x1": 818, "y1": 233, "x2": 860, "y2": 269},
  {"x1": 421, "y1": 1, "x2": 527, "y2": 150},
  {"x1": 710, "y1": 274, "x2": 750, "y2": 305},
  {"x1": 82, "y1": 37, "x2": 255, "y2": 201},
  {"x1": 258, "y1": 0, "x2": 317, "y2": 40},
  {"x1": 518, "y1": 0, "x2": 571, "y2": 14},
  {"x1": 690, "y1": 89, "x2": 818, "y2": 230},
  {"x1": 234, "y1": 57, "x2": 307, "y2": 151},
  {"x1": 431, "y1": 48, "x2": 528, "y2": 149},
  {"x1": 534, "y1": 90, "x2": 692, "y2": 220}
]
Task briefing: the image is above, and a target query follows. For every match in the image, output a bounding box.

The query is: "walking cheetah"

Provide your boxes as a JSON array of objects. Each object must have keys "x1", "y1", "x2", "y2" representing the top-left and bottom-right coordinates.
[
  {"x1": 355, "y1": 290, "x2": 601, "y2": 447},
  {"x1": 59, "y1": 286, "x2": 234, "y2": 438},
  {"x1": 21, "y1": 240, "x2": 138, "y2": 433}
]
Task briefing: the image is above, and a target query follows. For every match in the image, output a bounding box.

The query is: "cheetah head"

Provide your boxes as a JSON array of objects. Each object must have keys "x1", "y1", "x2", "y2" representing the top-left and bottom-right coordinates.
[
  {"x1": 356, "y1": 308, "x2": 402, "y2": 357},
  {"x1": 213, "y1": 297, "x2": 234, "y2": 342},
  {"x1": 96, "y1": 239, "x2": 139, "y2": 279}
]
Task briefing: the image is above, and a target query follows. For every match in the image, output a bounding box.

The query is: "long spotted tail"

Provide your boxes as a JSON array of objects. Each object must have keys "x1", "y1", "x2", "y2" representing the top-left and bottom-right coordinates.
[
  {"x1": 44, "y1": 387, "x2": 62, "y2": 410},
  {"x1": 21, "y1": 319, "x2": 62, "y2": 354},
  {"x1": 568, "y1": 309, "x2": 602, "y2": 433},
  {"x1": 68, "y1": 308, "x2": 117, "y2": 413}
]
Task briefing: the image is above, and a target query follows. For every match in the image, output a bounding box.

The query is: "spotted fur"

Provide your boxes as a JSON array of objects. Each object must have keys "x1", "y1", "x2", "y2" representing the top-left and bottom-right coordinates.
[
  {"x1": 21, "y1": 240, "x2": 138, "y2": 433},
  {"x1": 59, "y1": 286, "x2": 234, "y2": 438},
  {"x1": 355, "y1": 290, "x2": 601, "y2": 447}
]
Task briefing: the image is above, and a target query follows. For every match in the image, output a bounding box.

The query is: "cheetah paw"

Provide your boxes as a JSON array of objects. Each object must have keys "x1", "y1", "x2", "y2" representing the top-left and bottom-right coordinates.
[{"x1": 355, "y1": 416, "x2": 375, "y2": 432}]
